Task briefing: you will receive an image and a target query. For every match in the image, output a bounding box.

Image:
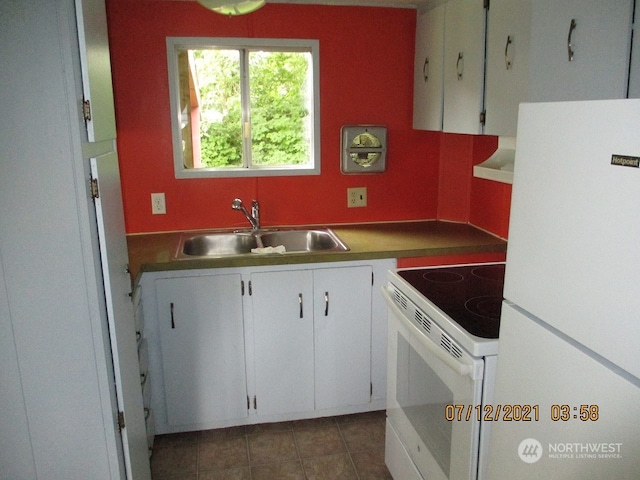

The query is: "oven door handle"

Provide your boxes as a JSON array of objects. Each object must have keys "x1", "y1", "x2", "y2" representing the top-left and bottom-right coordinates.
[{"x1": 382, "y1": 287, "x2": 475, "y2": 378}]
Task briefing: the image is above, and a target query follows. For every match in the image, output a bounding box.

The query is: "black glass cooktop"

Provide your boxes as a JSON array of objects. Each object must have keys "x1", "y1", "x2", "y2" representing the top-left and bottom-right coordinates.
[{"x1": 398, "y1": 264, "x2": 505, "y2": 339}]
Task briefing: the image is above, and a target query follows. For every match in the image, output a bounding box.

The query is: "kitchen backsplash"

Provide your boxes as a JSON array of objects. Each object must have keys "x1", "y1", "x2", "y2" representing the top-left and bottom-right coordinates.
[{"x1": 107, "y1": 1, "x2": 510, "y2": 238}]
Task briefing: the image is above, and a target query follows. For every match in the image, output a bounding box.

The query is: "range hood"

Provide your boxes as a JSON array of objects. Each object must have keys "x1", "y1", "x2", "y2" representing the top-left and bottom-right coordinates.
[{"x1": 473, "y1": 136, "x2": 515, "y2": 184}]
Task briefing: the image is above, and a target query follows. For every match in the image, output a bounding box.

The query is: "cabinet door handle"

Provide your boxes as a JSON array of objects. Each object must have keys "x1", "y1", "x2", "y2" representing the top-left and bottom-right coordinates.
[
  {"x1": 456, "y1": 52, "x2": 463, "y2": 80},
  {"x1": 170, "y1": 302, "x2": 175, "y2": 329},
  {"x1": 423, "y1": 56, "x2": 429, "y2": 81},
  {"x1": 504, "y1": 35, "x2": 513, "y2": 70},
  {"x1": 324, "y1": 292, "x2": 329, "y2": 316},
  {"x1": 567, "y1": 18, "x2": 576, "y2": 62},
  {"x1": 299, "y1": 293, "x2": 303, "y2": 318}
]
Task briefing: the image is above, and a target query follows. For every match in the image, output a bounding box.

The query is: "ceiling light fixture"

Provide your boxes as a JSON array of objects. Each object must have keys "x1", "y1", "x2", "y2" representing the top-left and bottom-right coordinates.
[{"x1": 196, "y1": 0, "x2": 266, "y2": 16}]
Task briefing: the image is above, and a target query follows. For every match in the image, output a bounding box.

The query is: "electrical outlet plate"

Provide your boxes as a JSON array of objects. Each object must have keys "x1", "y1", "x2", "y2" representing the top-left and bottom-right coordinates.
[
  {"x1": 347, "y1": 187, "x2": 367, "y2": 208},
  {"x1": 151, "y1": 192, "x2": 166, "y2": 214}
]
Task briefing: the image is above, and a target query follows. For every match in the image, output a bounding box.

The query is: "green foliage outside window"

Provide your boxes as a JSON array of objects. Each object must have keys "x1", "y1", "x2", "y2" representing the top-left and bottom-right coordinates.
[{"x1": 192, "y1": 49, "x2": 311, "y2": 168}]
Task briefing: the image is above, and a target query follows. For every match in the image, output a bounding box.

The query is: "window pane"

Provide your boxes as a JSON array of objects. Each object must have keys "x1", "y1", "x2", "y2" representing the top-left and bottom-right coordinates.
[
  {"x1": 192, "y1": 49, "x2": 243, "y2": 168},
  {"x1": 248, "y1": 51, "x2": 312, "y2": 167}
]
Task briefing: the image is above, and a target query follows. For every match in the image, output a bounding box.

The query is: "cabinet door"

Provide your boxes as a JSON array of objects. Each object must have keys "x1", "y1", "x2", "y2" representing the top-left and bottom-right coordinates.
[
  {"x1": 314, "y1": 266, "x2": 373, "y2": 410},
  {"x1": 442, "y1": 0, "x2": 486, "y2": 134},
  {"x1": 627, "y1": 3, "x2": 640, "y2": 98},
  {"x1": 156, "y1": 275, "x2": 247, "y2": 427},
  {"x1": 528, "y1": 0, "x2": 633, "y2": 102},
  {"x1": 251, "y1": 270, "x2": 314, "y2": 416},
  {"x1": 413, "y1": 3, "x2": 446, "y2": 131},
  {"x1": 484, "y1": 0, "x2": 532, "y2": 137}
]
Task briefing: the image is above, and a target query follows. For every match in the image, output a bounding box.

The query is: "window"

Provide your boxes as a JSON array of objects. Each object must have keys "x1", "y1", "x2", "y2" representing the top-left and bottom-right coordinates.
[{"x1": 167, "y1": 37, "x2": 320, "y2": 178}]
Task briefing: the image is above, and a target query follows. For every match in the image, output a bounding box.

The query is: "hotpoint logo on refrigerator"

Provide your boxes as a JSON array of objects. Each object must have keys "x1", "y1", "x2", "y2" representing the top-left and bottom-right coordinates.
[{"x1": 610, "y1": 155, "x2": 640, "y2": 168}]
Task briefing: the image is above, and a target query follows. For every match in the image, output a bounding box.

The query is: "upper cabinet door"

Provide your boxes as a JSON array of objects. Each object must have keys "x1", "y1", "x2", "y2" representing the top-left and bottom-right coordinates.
[
  {"x1": 528, "y1": 0, "x2": 633, "y2": 102},
  {"x1": 484, "y1": 0, "x2": 532, "y2": 137},
  {"x1": 413, "y1": 3, "x2": 446, "y2": 131},
  {"x1": 75, "y1": 0, "x2": 117, "y2": 142},
  {"x1": 628, "y1": 4, "x2": 640, "y2": 98},
  {"x1": 442, "y1": 0, "x2": 486, "y2": 134}
]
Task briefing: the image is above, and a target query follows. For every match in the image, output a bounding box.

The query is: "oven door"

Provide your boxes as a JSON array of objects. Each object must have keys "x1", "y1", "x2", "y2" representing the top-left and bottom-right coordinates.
[{"x1": 383, "y1": 286, "x2": 484, "y2": 480}]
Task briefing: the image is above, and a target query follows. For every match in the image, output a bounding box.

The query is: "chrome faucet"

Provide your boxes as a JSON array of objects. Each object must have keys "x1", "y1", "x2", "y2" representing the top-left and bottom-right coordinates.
[{"x1": 231, "y1": 198, "x2": 260, "y2": 231}]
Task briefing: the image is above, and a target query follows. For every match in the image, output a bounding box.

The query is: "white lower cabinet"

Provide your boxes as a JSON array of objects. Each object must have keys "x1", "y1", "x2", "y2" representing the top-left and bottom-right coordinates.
[
  {"x1": 251, "y1": 269, "x2": 315, "y2": 416},
  {"x1": 155, "y1": 274, "x2": 248, "y2": 429},
  {"x1": 142, "y1": 259, "x2": 394, "y2": 434},
  {"x1": 313, "y1": 267, "x2": 372, "y2": 410},
  {"x1": 250, "y1": 266, "x2": 373, "y2": 417}
]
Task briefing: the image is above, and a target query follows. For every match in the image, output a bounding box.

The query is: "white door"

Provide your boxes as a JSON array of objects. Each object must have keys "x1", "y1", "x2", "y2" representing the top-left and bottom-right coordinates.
[
  {"x1": 528, "y1": 0, "x2": 633, "y2": 102},
  {"x1": 155, "y1": 274, "x2": 247, "y2": 428},
  {"x1": 314, "y1": 266, "x2": 372, "y2": 410},
  {"x1": 483, "y1": 0, "x2": 532, "y2": 137},
  {"x1": 91, "y1": 153, "x2": 151, "y2": 480},
  {"x1": 413, "y1": 4, "x2": 446, "y2": 131},
  {"x1": 251, "y1": 270, "x2": 315, "y2": 416},
  {"x1": 75, "y1": 0, "x2": 117, "y2": 142},
  {"x1": 442, "y1": 0, "x2": 486, "y2": 134}
]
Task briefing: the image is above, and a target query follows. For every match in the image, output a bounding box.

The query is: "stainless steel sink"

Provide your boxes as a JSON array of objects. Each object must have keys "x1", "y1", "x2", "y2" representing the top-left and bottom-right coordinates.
[
  {"x1": 258, "y1": 229, "x2": 349, "y2": 253},
  {"x1": 178, "y1": 233, "x2": 258, "y2": 257},
  {"x1": 175, "y1": 228, "x2": 348, "y2": 258}
]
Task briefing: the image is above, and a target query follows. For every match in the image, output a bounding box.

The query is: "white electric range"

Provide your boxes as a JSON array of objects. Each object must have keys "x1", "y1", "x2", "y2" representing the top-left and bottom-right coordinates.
[{"x1": 383, "y1": 263, "x2": 505, "y2": 480}]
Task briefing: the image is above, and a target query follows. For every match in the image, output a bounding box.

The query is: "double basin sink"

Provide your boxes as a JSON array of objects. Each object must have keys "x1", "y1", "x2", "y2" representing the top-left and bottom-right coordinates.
[{"x1": 175, "y1": 228, "x2": 349, "y2": 258}]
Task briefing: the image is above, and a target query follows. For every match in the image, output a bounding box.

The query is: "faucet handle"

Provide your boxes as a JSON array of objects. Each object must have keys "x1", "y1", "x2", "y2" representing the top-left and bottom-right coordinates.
[{"x1": 251, "y1": 200, "x2": 260, "y2": 228}]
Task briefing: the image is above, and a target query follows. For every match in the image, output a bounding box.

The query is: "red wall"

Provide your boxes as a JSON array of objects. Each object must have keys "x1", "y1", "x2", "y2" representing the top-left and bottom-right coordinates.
[{"x1": 107, "y1": 1, "x2": 510, "y2": 238}]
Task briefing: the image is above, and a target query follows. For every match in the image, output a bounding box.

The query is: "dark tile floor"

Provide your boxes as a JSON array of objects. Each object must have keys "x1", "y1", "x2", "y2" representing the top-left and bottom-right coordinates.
[{"x1": 150, "y1": 410, "x2": 392, "y2": 480}]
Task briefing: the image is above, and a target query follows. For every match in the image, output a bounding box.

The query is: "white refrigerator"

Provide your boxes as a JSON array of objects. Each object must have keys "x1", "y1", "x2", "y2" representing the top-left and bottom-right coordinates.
[{"x1": 487, "y1": 99, "x2": 640, "y2": 479}]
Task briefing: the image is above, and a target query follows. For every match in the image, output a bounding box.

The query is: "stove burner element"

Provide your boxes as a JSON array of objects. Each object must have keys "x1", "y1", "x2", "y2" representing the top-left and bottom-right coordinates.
[
  {"x1": 465, "y1": 296, "x2": 502, "y2": 320},
  {"x1": 471, "y1": 265, "x2": 505, "y2": 281},
  {"x1": 422, "y1": 271, "x2": 465, "y2": 283}
]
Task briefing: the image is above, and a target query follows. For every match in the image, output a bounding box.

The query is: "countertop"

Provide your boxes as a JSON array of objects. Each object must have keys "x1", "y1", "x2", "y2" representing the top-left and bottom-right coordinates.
[{"x1": 126, "y1": 221, "x2": 507, "y2": 282}]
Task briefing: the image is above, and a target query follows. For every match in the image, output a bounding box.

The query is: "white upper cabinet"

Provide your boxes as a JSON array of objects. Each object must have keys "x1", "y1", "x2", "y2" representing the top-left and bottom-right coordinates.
[
  {"x1": 75, "y1": 0, "x2": 117, "y2": 142},
  {"x1": 484, "y1": 0, "x2": 532, "y2": 137},
  {"x1": 413, "y1": 2, "x2": 446, "y2": 131},
  {"x1": 418, "y1": 0, "x2": 636, "y2": 138},
  {"x1": 442, "y1": 0, "x2": 487, "y2": 134},
  {"x1": 413, "y1": 0, "x2": 486, "y2": 134},
  {"x1": 528, "y1": 0, "x2": 633, "y2": 103},
  {"x1": 625, "y1": 1, "x2": 640, "y2": 98}
]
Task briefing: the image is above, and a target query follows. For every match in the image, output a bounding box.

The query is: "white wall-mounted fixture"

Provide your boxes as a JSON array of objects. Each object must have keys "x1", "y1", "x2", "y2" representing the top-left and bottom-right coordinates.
[
  {"x1": 196, "y1": 0, "x2": 265, "y2": 16},
  {"x1": 341, "y1": 125, "x2": 387, "y2": 174},
  {"x1": 473, "y1": 136, "x2": 515, "y2": 184}
]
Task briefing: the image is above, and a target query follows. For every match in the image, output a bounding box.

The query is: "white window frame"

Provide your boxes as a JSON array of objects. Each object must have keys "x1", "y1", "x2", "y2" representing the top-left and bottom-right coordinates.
[{"x1": 166, "y1": 37, "x2": 321, "y2": 179}]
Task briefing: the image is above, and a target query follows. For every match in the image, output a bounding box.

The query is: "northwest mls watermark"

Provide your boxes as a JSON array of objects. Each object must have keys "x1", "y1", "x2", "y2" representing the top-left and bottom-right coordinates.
[{"x1": 518, "y1": 438, "x2": 623, "y2": 463}]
